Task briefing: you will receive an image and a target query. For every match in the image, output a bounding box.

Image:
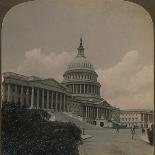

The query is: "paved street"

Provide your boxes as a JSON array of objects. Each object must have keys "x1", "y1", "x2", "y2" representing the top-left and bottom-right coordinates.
[{"x1": 79, "y1": 128, "x2": 153, "y2": 155}]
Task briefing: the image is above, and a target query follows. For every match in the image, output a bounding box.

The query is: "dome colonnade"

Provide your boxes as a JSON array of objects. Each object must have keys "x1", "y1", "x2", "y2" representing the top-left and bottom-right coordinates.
[{"x1": 62, "y1": 38, "x2": 101, "y2": 100}]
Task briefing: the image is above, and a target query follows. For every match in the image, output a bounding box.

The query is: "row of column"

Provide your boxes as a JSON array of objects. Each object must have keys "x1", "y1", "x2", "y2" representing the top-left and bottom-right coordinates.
[
  {"x1": 141, "y1": 113, "x2": 152, "y2": 123},
  {"x1": 68, "y1": 84, "x2": 100, "y2": 96},
  {"x1": 65, "y1": 73, "x2": 96, "y2": 81},
  {"x1": 3, "y1": 84, "x2": 67, "y2": 112},
  {"x1": 84, "y1": 106, "x2": 111, "y2": 120}
]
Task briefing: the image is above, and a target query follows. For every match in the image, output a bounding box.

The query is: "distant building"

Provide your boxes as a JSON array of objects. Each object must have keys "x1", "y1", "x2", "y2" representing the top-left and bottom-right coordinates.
[
  {"x1": 2, "y1": 38, "x2": 120, "y2": 127},
  {"x1": 120, "y1": 109, "x2": 154, "y2": 128}
]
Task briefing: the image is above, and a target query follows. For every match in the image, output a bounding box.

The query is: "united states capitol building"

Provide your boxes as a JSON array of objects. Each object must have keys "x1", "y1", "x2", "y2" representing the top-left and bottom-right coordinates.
[{"x1": 2, "y1": 39, "x2": 120, "y2": 127}]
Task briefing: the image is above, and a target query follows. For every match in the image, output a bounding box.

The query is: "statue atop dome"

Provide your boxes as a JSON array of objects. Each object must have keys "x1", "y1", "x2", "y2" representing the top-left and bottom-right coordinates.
[
  {"x1": 77, "y1": 37, "x2": 85, "y2": 57},
  {"x1": 80, "y1": 37, "x2": 83, "y2": 46}
]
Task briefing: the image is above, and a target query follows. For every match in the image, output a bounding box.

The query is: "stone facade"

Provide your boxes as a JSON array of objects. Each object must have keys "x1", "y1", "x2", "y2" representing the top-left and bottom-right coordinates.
[
  {"x1": 120, "y1": 109, "x2": 154, "y2": 128},
  {"x1": 2, "y1": 38, "x2": 120, "y2": 127}
]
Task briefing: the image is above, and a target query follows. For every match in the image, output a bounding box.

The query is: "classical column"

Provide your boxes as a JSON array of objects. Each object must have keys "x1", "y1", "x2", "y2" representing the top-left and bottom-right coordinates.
[
  {"x1": 93, "y1": 86, "x2": 95, "y2": 94},
  {"x1": 42, "y1": 89, "x2": 44, "y2": 109},
  {"x1": 20, "y1": 86, "x2": 24, "y2": 105},
  {"x1": 7, "y1": 84, "x2": 11, "y2": 102},
  {"x1": 107, "y1": 110, "x2": 109, "y2": 120},
  {"x1": 97, "y1": 107, "x2": 99, "y2": 119},
  {"x1": 109, "y1": 110, "x2": 111, "y2": 120},
  {"x1": 88, "y1": 107, "x2": 90, "y2": 118},
  {"x1": 80, "y1": 84, "x2": 82, "y2": 94},
  {"x1": 63, "y1": 95, "x2": 66, "y2": 112},
  {"x1": 26, "y1": 88, "x2": 29, "y2": 106},
  {"x1": 84, "y1": 84, "x2": 85, "y2": 94},
  {"x1": 143, "y1": 113, "x2": 145, "y2": 122},
  {"x1": 85, "y1": 106, "x2": 87, "y2": 118},
  {"x1": 55, "y1": 93, "x2": 58, "y2": 111},
  {"x1": 148, "y1": 114, "x2": 150, "y2": 123},
  {"x1": 91, "y1": 107, "x2": 93, "y2": 118},
  {"x1": 91, "y1": 85, "x2": 93, "y2": 94},
  {"x1": 30, "y1": 87, "x2": 34, "y2": 109},
  {"x1": 37, "y1": 88, "x2": 39, "y2": 109},
  {"x1": 73, "y1": 84, "x2": 74, "y2": 93},
  {"x1": 51, "y1": 91, "x2": 54, "y2": 109},
  {"x1": 14, "y1": 85, "x2": 17, "y2": 103},
  {"x1": 95, "y1": 86, "x2": 97, "y2": 95},
  {"x1": 47, "y1": 91, "x2": 49, "y2": 109},
  {"x1": 59, "y1": 93, "x2": 62, "y2": 112}
]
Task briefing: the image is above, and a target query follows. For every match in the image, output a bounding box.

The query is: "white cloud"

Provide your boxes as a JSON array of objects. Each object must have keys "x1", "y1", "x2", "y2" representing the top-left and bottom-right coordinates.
[
  {"x1": 16, "y1": 49, "x2": 153, "y2": 110},
  {"x1": 16, "y1": 48, "x2": 73, "y2": 81},
  {"x1": 97, "y1": 50, "x2": 154, "y2": 109}
]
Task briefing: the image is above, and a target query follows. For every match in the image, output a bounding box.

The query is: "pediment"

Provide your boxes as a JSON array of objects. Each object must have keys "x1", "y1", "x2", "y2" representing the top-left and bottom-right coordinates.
[{"x1": 41, "y1": 78, "x2": 66, "y2": 90}]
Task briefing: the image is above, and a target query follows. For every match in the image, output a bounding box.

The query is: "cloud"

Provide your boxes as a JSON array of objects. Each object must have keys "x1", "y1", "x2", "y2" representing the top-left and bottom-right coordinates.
[
  {"x1": 16, "y1": 49, "x2": 153, "y2": 110},
  {"x1": 16, "y1": 48, "x2": 73, "y2": 81},
  {"x1": 97, "y1": 50, "x2": 154, "y2": 109}
]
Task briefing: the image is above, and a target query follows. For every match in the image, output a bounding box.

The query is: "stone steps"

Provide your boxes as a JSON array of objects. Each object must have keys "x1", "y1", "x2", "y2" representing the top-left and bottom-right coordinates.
[{"x1": 48, "y1": 111, "x2": 99, "y2": 129}]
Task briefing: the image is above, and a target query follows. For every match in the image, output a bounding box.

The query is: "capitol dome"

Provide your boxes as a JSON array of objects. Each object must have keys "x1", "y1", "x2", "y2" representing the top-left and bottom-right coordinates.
[
  {"x1": 67, "y1": 56, "x2": 95, "y2": 72},
  {"x1": 62, "y1": 38, "x2": 101, "y2": 101},
  {"x1": 66, "y1": 38, "x2": 95, "y2": 72}
]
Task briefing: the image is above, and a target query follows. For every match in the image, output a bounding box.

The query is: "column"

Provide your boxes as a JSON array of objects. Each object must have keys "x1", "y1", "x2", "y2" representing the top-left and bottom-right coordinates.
[
  {"x1": 86, "y1": 106, "x2": 87, "y2": 118},
  {"x1": 84, "y1": 84, "x2": 85, "y2": 94},
  {"x1": 55, "y1": 92, "x2": 58, "y2": 111},
  {"x1": 30, "y1": 87, "x2": 34, "y2": 109},
  {"x1": 143, "y1": 113, "x2": 145, "y2": 122},
  {"x1": 59, "y1": 93, "x2": 62, "y2": 112},
  {"x1": 107, "y1": 110, "x2": 109, "y2": 120},
  {"x1": 42, "y1": 89, "x2": 44, "y2": 109},
  {"x1": 20, "y1": 86, "x2": 24, "y2": 105},
  {"x1": 80, "y1": 84, "x2": 82, "y2": 94},
  {"x1": 73, "y1": 84, "x2": 74, "y2": 93},
  {"x1": 89, "y1": 107, "x2": 91, "y2": 118},
  {"x1": 63, "y1": 95, "x2": 66, "y2": 112},
  {"x1": 37, "y1": 88, "x2": 39, "y2": 109},
  {"x1": 26, "y1": 88, "x2": 29, "y2": 106},
  {"x1": 97, "y1": 107, "x2": 99, "y2": 119},
  {"x1": 7, "y1": 84, "x2": 11, "y2": 103},
  {"x1": 148, "y1": 114, "x2": 150, "y2": 123},
  {"x1": 86, "y1": 84, "x2": 88, "y2": 94},
  {"x1": 50, "y1": 91, "x2": 54, "y2": 109},
  {"x1": 47, "y1": 91, "x2": 49, "y2": 109},
  {"x1": 14, "y1": 85, "x2": 17, "y2": 103},
  {"x1": 91, "y1": 85, "x2": 93, "y2": 94},
  {"x1": 109, "y1": 110, "x2": 111, "y2": 120}
]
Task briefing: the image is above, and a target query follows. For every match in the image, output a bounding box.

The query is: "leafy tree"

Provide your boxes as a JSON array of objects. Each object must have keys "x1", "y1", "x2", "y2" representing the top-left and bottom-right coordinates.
[{"x1": 2, "y1": 102, "x2": 82, "y2": 155}]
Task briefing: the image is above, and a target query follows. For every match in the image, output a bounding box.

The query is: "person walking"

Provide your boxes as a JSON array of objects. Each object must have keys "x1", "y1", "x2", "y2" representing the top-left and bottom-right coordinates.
[
  {"x1": 116, "y1": 125, "x2": 119, "y2": 134},
  {"x1": 131, "y1": 126, "x2": 136, "y2": 140},
  {"x1": 142, "y1": 127, "x2": 145, "y2": 136}
]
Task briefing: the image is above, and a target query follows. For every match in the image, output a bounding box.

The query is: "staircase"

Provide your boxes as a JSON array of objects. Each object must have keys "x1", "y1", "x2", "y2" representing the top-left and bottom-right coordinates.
[{"x1": 48, "y1": 111, "x2": 98, "y2": 129}]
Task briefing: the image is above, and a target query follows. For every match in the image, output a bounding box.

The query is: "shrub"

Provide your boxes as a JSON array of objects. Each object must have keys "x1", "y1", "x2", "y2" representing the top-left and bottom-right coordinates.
[{"x1": 2, "y1": 102, "x2": 82, "y2": 155}]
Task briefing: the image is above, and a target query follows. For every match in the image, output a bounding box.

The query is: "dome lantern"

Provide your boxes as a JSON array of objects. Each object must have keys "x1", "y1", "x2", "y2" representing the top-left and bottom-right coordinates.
[{"x1": 77, "y1": 37, "x2": 85, "y2": 58}]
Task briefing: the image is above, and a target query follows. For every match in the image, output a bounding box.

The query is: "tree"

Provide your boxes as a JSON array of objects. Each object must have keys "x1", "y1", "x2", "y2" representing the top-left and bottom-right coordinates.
[{"x1": 2, "y1": 102, "x2": 82, "y2": 155}]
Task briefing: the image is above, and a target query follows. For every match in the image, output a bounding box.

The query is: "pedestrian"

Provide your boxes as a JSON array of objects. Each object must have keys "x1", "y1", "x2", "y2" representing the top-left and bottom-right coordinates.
[
  {"x1": 116, "y1": 125, "x2": 119, "y2": 133},
  {"x1": 142, "y1": 127, "x2": 145, "y2": 135},
  {"x1": 147, "y1": 124, "x2": 154, "y2": 145},
  {"x1": 131, "y1": 126, "x2": 136, "y2": 140}
]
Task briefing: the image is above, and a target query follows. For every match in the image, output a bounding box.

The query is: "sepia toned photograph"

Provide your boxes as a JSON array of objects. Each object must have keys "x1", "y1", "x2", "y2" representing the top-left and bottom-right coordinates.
[{"x1": 1, "y1": 0, "x2": 154, "y2": 155}]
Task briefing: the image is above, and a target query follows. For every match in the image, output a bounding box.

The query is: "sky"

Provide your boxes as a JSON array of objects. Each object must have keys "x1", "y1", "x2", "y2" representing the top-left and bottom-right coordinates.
[{"x1": 2, "y1": 0, "x2": 154, "y2": 110}]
